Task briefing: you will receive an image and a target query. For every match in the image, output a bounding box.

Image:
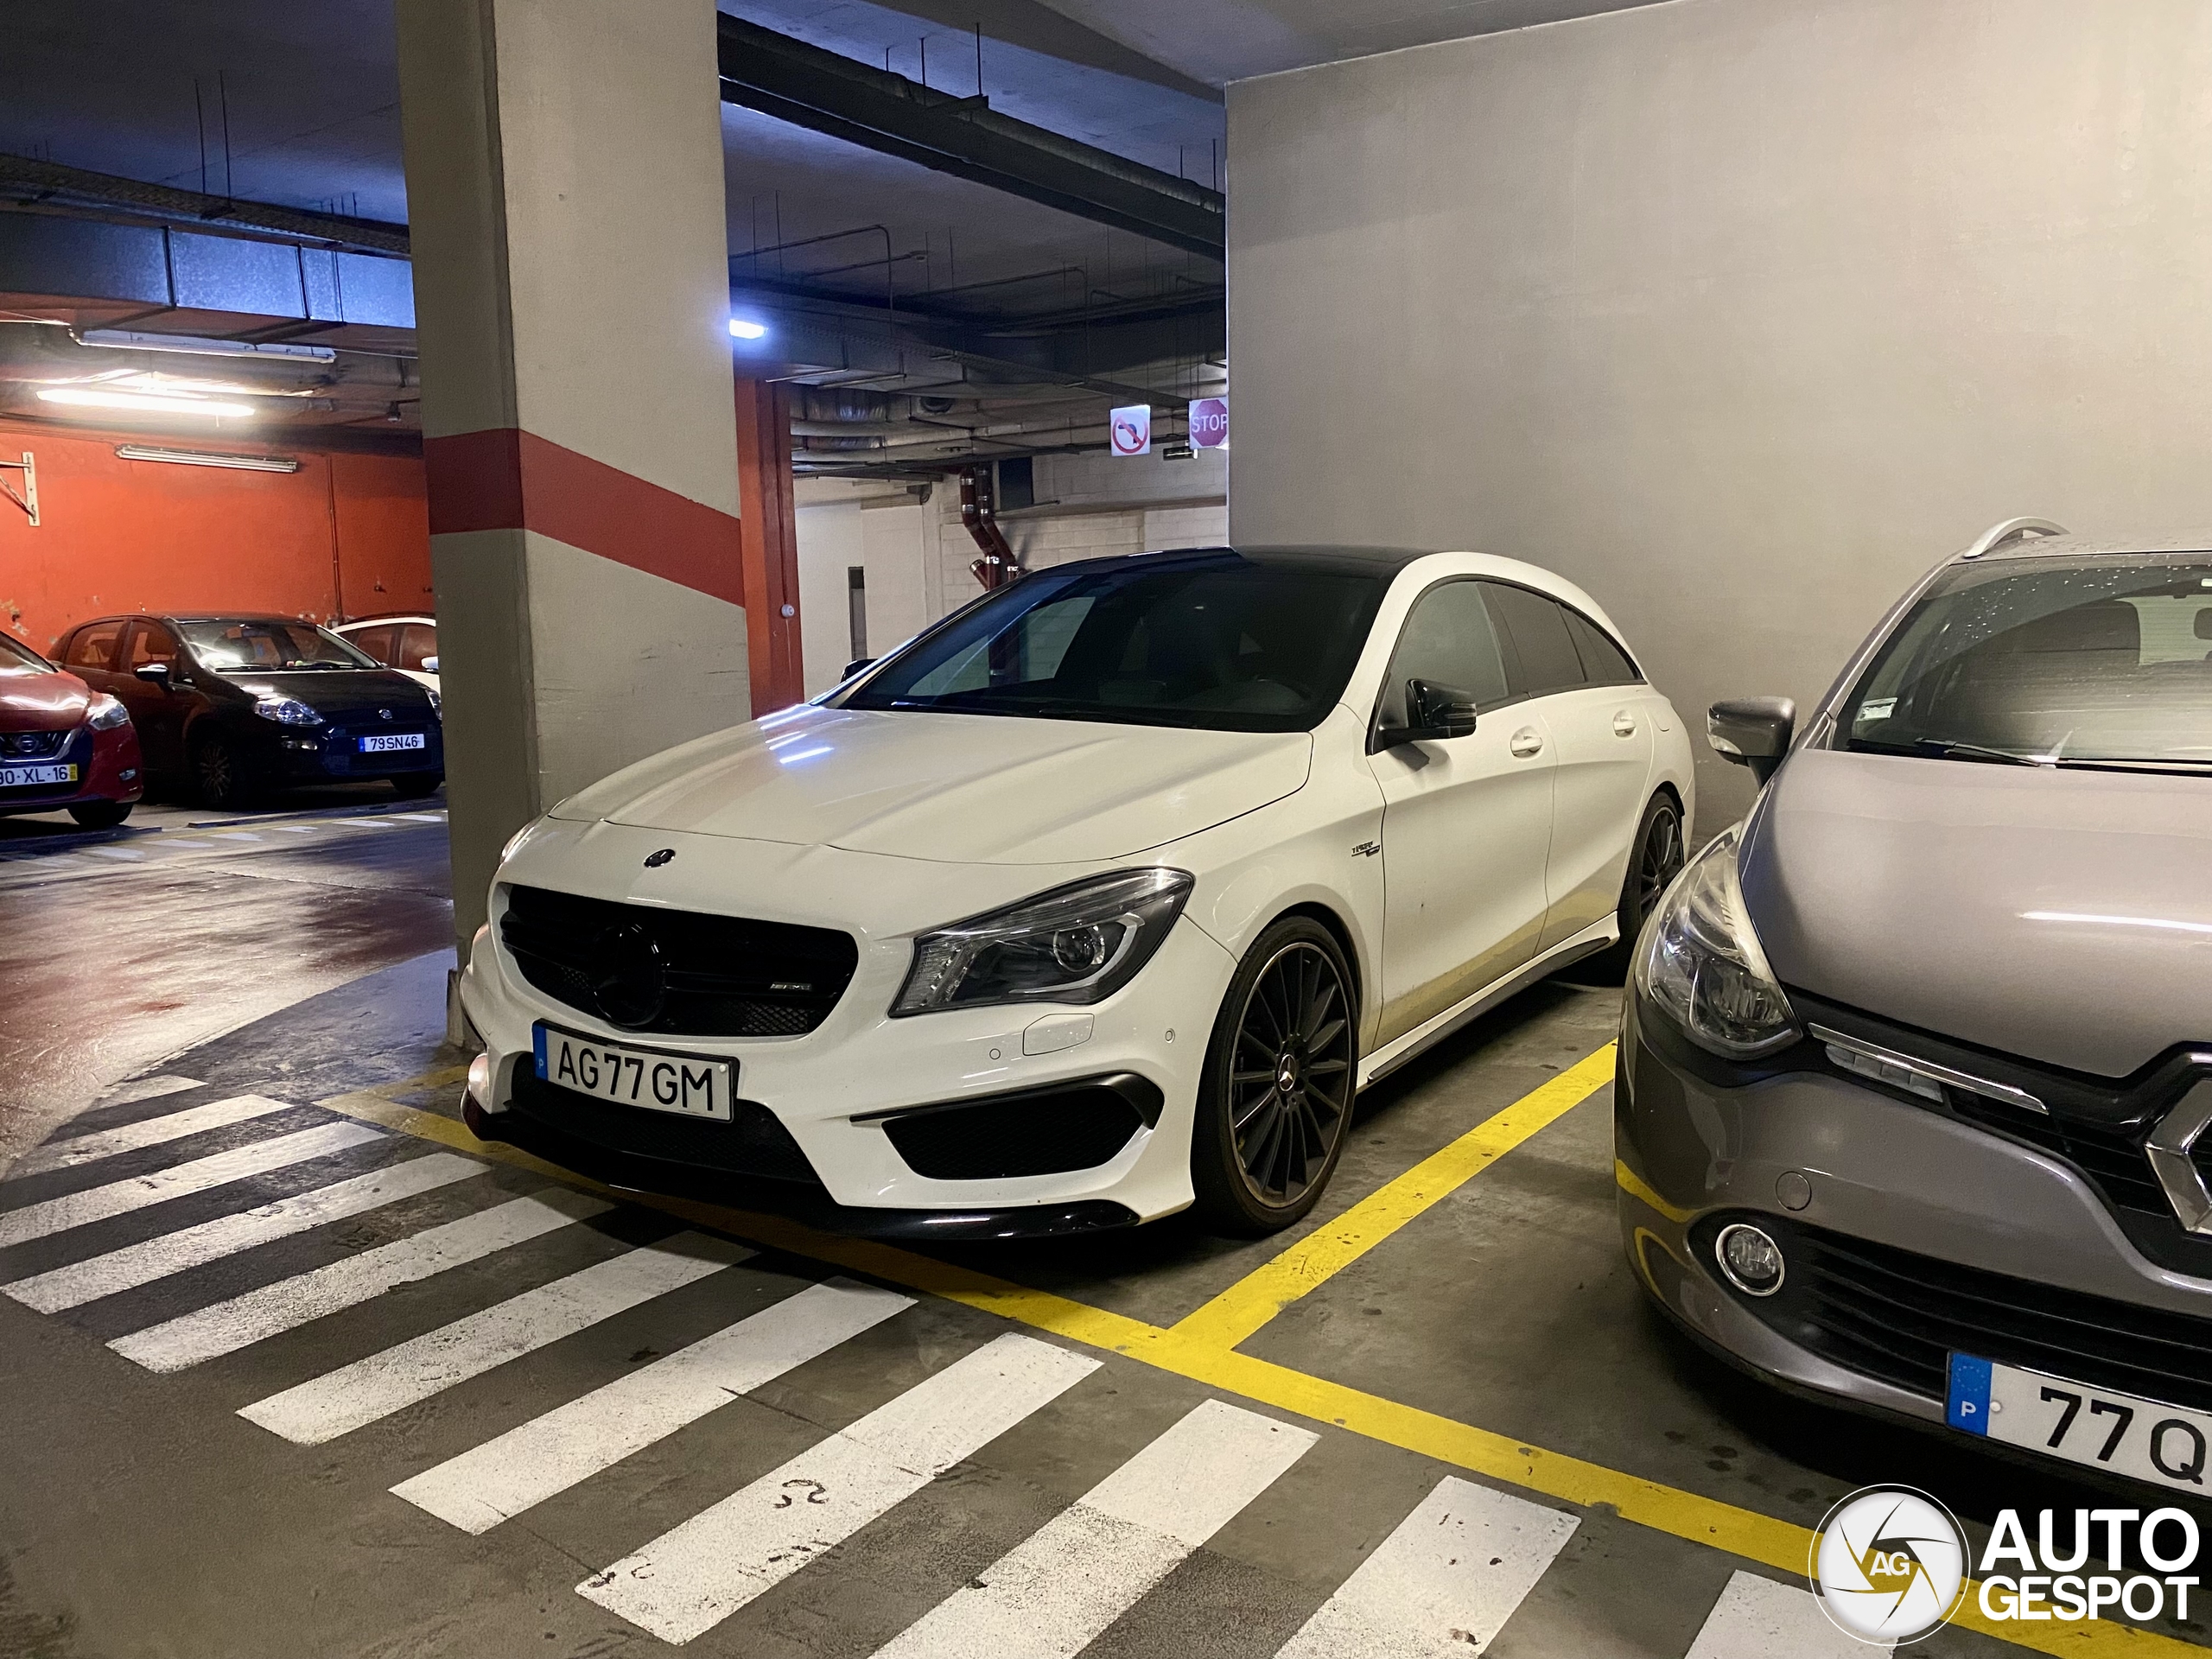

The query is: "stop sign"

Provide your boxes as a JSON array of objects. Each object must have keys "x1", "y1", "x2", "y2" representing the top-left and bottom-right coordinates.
[{"x1": 1188, "y1": 397, "x2": 1229, "y2": 448}]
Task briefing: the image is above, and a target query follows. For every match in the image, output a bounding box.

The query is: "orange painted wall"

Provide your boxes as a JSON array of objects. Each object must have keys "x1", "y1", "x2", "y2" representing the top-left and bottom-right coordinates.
[{"x1": 0, "y1": 418, "x2": 431, "y2": 656}]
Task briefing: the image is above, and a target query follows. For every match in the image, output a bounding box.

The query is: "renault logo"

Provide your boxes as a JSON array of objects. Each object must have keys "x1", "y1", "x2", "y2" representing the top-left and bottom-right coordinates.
[
  {"x1": 643, "y1": 849, "x2": 676, "y2": 868},
  {"x1": 2144, "y1": 1080, "x2": 2212, "y2": 1234}
]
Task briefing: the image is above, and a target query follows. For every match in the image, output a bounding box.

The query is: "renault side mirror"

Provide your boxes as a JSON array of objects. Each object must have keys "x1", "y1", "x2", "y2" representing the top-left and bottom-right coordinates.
[
  {"x1": 420, "y1": 655, "x2": 439, "y2": 673},
  {"x1": 1708, "y1": 696, "x2": 1796, "y2": 785},
  {"x1": 133, "y1": 662, "x2": 171, "y2": 687},
  {"x1": 1376, "y1": 678, "x2": 1479, "y2": 748}
]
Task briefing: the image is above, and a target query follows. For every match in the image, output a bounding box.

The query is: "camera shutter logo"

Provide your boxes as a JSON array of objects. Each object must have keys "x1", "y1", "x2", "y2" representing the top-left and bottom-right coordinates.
[{"x1": 1810, "y1": 1486, "x2": 1967, "y2": 1643}]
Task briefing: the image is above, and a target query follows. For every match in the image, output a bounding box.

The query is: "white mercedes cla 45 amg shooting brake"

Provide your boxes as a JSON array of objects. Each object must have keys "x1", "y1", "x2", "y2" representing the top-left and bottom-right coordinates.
[{"x1": 459, "y1": 547, "x2": 1694, "y2": 1238}]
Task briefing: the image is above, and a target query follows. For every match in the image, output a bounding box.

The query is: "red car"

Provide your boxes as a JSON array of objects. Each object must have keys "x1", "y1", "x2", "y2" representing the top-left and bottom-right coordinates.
[{"x1": 0, "y1": 628, "x2": 143, "y2": 829}]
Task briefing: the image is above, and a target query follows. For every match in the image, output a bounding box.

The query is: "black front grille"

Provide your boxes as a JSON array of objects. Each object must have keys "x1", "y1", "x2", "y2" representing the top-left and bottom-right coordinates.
[
  {"x1": 508, "y1": 1066, "x2": 821, "y2": 1185},
  {"x1": 878, "y1": 1077, "x2": 1160, "y2": 1180},
  {"x1": 1704, "y1": 1214, "x2": 2212, "y2": 1413},
  {"x1": 0, "y1": 730, "x2": 67, "y2": 759},
  {"x1": 501, "y1": 884, "x2": 857, "y2": 1039}
]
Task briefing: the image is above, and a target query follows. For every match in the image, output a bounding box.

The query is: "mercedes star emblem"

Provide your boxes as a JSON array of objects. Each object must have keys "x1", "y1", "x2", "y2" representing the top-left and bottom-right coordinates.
[{"x1": 643, "y1": 849, "x2": 677, "y2": 868}]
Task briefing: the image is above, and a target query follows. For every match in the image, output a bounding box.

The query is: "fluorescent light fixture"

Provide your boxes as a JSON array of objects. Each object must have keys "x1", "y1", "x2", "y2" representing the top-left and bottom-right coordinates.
[
  {"x1": 38, "y1": 388, "x2": 255, "y2": 416},
  {"x1": 78, "y1": 329, "x2": 335, "y2": 365},
  {"x1": 114, "y1": 445, "x2": 299, "y2": 473},
  {"x1": 728, "y1": 318, "x2": 769, "y2": 340}
]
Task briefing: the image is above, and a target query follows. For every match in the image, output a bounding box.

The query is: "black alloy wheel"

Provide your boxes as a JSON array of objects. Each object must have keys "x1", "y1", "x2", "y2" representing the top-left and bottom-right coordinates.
[
  {"x1": 1593, "y1": 793, "x2": 1686, "y2": 979},
  {"x1": 1192, "y1": 916, "x2": 1358, "y2": 1234},
  {"x1": 391, "y1": 772, "x2": 443, "y2": 800},
  {"x1": 67, "y1": 800, "x2": 132, "y2": 830},
  {"x1": 193, "y1": 733, "x2": 257, "y2": 810}
]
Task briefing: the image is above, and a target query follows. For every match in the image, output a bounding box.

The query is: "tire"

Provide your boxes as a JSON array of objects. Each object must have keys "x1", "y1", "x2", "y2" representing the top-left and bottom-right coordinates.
[
  {"x1": 390, "y1": 772, "x2": 443, "y2": 800},
  {"x1": 193, "y1": 733, "x2": 258, "y2": 810},
  {"x1": 67, "y1": 800, "x2": 132, "y2": 830},
  {"x1": 1189, "y1": 915, "x2": 1360, "y2": 1236},
  {"x1": 1591, "y1": 792, "x2": 1687, "y2": 980}
]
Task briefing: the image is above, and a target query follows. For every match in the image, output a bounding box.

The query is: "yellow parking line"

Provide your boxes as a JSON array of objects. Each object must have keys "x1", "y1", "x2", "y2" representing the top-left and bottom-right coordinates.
[
  {"x1": 320, "y1": 1073, "x2": 2197, "y2": 1657},
  {"x1": 1171, "y1": 1043, "x2": 1619, "y2": 1349}
]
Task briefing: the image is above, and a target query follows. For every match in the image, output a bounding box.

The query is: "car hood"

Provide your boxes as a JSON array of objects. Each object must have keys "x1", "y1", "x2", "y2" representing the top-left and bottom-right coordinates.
[
  {"x1": 1740, "y1": 748, "x2": 2212, "y2": 1077},
  {"x1": 226, "y1": 669, "x2": 435, "y2": 719},
  {"x1": 0, "y1": 662, "x2": 87, "y2": 730},
  {"x1": 556, "y1": 704, "x2": 1314, "y2": 866}
]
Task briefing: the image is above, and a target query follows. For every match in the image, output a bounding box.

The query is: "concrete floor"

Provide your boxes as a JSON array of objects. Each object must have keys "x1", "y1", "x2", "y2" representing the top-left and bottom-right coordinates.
[{"x1": 0, "y1": 814, "x2": 2202, "y2": 1658}]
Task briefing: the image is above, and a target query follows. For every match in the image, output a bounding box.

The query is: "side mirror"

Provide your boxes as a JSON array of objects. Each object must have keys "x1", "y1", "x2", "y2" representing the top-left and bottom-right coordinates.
[
  {"x1": 419, "y1": 655, "x2": 439, "y2": 674},
  {"x1": 1708, "y1": 696, "x2": 1796, "y2": 785},
  {"x1": 133, "y1": 662, "x2": 172, "y2": 687},
  {"x1": 1376, "y1": 678, "x2": 1479, "y2": 748},
  {"x1": 843, "y1": 657, "x2": 875, "y2": 680}
]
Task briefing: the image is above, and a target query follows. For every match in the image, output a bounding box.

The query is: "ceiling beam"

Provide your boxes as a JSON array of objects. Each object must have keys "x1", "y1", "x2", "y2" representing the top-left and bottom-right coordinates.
[{"x1": 716, "y1": 15, "x2": 1224, "y2": 261}]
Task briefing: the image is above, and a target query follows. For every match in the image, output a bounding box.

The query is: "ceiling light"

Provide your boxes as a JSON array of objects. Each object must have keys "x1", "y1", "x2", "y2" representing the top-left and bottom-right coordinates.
[
  {"x1": 38, "y1": 388, "x2": 256, "y2": 416},
  {"x1": 114, "y1": 445, "x2": 299, "y2": 473},
  {"x1": 78, "y1": 329, "x2": 335, "y2": 364},
  {"x1": 728, "y1": 318, "x2": 769, "y2": 340}
]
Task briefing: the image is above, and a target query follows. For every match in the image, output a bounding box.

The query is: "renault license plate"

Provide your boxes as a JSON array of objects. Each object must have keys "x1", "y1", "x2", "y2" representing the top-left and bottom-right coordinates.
[
  {"x1": 0, "y1": 762, "x2": 76, "y2": 788},
  {"x1": 359, "y1": 733, "x2": 426, "y2": 753},
  {"x1": 1949, "y1": 1353, "x2": 2212, "y2": 1492},
  {"x1": 533, "y1": 1024, "x2": 734, "y2": 1121}
]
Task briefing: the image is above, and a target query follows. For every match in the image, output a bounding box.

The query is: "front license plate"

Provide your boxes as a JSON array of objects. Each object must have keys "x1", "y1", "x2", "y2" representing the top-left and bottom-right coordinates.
[
  {"x1": 532, "y1": 1024, "x2": 734, "y2": 1122},
  {"x1": 359, "y1": 733, "x2": 427, "y2": 753},
  {"x1": 1949, "y1": 1353, "x2": 2212, "y2": 1492},
  {"x1": 0, "y1": 762, "x2": 77, "y2": 788}
]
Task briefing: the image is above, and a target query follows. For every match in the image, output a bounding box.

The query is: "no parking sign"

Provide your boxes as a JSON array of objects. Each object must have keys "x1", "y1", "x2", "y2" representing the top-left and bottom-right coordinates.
[{"x1": 1109, "y1": 405, "x2": 1151, "y2": 456}]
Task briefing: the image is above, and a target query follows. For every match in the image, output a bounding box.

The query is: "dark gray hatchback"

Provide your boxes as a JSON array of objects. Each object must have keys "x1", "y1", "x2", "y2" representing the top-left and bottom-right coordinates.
[{"x1": 1618, "y1": 520, "x2": 2212, "y2": 1497}]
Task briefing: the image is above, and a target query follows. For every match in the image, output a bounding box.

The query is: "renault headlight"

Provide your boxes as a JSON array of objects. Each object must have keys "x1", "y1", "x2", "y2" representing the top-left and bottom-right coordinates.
[
  {"x1": 254, "y1": 695, "x2": 324, "y2": 727},
  {"x1": 1634, "y1": 826, "x2": 1799, "y2": 1058},
  {"x1": 425, "y1": 686, "x2": 442, "y2": 720},
  {"x1": 893, "y1": 868, "x2": 1193, "y2": 1016},
  {"x1": 86, "y1": 693, "x2": 131, "y2": 731}
]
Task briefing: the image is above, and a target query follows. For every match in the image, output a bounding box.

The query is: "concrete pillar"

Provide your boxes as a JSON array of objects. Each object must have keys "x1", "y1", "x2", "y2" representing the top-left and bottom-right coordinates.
[
  {"x1": 396, "y1": 0, "x2": 747, "y2": 964},
  {"x1": 734, "y1": 378, "x2": 804, "y2": 714}
]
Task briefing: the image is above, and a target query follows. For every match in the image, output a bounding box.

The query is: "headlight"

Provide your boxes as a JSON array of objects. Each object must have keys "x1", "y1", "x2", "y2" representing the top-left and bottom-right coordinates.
[
  {"x1": 425, "y1": 687, "x2": 442, "y2": 720},
  {"x1": 1633, "y1": 826, "x2": 1799, "y2": 1058},
  {"x1": 892, "y1": 868, "x2": 1194, "y2": 1016},
  {"x1": 254, "y1": 695, "x2": 324, "y2": 727},
  {"x1": 86, "y1": 693, "x2": 131, "y2": 731}
]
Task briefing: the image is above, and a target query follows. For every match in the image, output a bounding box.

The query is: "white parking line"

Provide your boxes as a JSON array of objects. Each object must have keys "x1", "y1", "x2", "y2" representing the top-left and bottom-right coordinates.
[
  {"x1": 1, "y1": 1153, "x2": 486, "y2": 1313},
  {"x1": 13, "y1": 1095, "x2": 298, "y2": 1177},
  {"x1": 393, "y1": 1277, "x2": 914, "y2": 1534},
  {"x1": 160, "y1": 838, "x2": 213, "y2": 849},
  {"x1": 1274, "y1": 1477, "x2": 1580, "y2": 1659},
  {"x1": 107, "y1": 1187, "x2": 612, "y2": 1372},
  {"x1": 86, "y1": 846, "x2": 146, "y2": 860},
  {"x1": 576, "y1": 1332, "x2": 1100, "y2": 1645},
  {"x1": 391, "y1": 812, "x2": 445, "y2": 823},
  {"x1": 0, "y1": 1122, "x2": 384, "y2": 1249},
  {"x1": 1685, "y1": 1571, "x2": 1885, "y2": 1659},
  {"x1": 874, "y1": 1400, "x2": 1316, "y2": 1659},
  {"x1": 238, "y1": 1231, "x2": 751, "y2": 1445},
  {"x1": 211, "y1": 831, "x2": 264, "y2": 842}
]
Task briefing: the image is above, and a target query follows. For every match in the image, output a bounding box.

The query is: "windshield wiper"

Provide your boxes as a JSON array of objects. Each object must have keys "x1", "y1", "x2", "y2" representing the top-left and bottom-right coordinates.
[{"x1": 1912, "y1": 738, "x2": 2052, "y2": 767}]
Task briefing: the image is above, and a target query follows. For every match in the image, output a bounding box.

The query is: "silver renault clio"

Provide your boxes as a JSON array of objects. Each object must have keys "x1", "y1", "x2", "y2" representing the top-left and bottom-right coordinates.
[{"x1": 1619, "y1": 518, "x2": 2212, "y2": 1497}]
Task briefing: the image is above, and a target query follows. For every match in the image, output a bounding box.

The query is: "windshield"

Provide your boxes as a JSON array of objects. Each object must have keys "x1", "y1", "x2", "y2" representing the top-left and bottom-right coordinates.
[
  {"x1": 179, "y1": 620, "x2": 378, "y2": 672},
  {"x1": 1839, "y1": 555, "x2": 2212, "y2": 770},
  {"x1": 0, "y1": 632, "x2": 53, "y2": 671},
  {"x1": 836, "y1": 550, "x2": 1392, "y2": 733}
]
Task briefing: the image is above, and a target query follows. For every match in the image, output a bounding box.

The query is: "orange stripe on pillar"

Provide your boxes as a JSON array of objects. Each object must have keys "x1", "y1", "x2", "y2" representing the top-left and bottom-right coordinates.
[{"x1": 424, "y1": 427, "x2": 744, "y2": 607}]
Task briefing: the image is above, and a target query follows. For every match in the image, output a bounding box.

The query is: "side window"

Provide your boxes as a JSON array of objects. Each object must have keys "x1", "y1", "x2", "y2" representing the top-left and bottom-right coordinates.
[
  {"x1": 396, "y1": 623, "x2": 438, "y2": 671},
  {"x1": 1562, "y1": 609, "x2": 1641, "y2": 686},
  {"x1": 1377, "y1": 581, "x2": 1512, "y2": 728},
  {"x1": 124, "y1": 622, "x2": 179, "y2": 669},
  {"x1": 1484, "y1": 584, "x2": 1586, "y2": 697},
  {"x1": 348, "y1": 625, "x2": 398, "y2": 665},
  {"x1": 66, "y1": 620, "x2": 124, "y2": 671}
]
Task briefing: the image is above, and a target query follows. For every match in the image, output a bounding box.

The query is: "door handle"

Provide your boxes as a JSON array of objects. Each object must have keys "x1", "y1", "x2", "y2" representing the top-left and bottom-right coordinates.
[
  {"x1": 1613, "y1": 710, "x2": 1637, "y2": 738},
  {"x1": 1510, "y1": 728, "x2": 1544, "y2": 759}
]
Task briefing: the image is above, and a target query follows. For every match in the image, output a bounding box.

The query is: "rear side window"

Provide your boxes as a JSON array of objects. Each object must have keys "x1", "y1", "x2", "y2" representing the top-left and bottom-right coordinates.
[
  {"x1": 124, "y1": 622, "x2": 179, "y2": 668},
  {"x1": 347, "y1": 624, "x2": 398, "y2": 665},
  {"x1": 65, "y1": 620, "x2": 124, "y2": 671},
  {"x1": 1377, "y1": 581, "x2": 1513, "y2": 727},
  {"x1": 1484, "y1": 584, "x2": 1586, "y2": 696},
  {"x1": 396, "y1": 623, "x2": 438, "y2": 671},
  {"x1": 1563, "y1": 609, "x2": 1641, "y2": 686}
]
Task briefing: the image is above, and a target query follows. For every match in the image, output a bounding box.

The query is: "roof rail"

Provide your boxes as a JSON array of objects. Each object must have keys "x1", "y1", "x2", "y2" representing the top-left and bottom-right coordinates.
[{"x1": 1961, "y1": 516, "x2": 2068, "y2": 559}]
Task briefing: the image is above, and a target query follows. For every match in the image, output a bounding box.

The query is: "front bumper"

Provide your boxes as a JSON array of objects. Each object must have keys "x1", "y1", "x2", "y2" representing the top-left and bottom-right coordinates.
[
  {"x1": 1618, "y1": 994, "x2": 2212, "y2": 1429},
  {"x1": 459, "y1": 823, "x2": 1236, "y2": 1230},
  {"x1": 0, "y1": 722, "x2": 142, "y2": 816}
]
